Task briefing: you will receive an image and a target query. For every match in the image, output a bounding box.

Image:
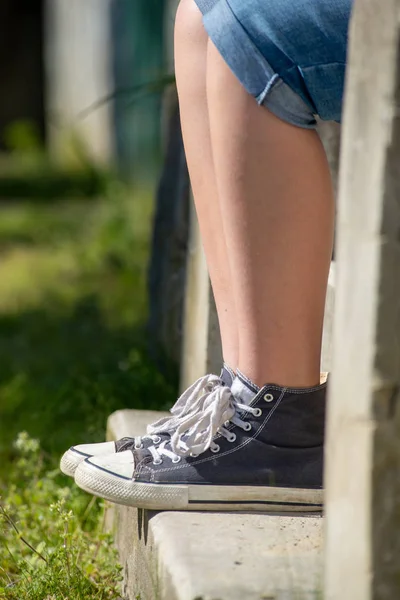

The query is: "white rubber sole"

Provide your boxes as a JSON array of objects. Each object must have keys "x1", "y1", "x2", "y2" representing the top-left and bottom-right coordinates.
[
  {"x1": 60, "y1": 448, "x2": 89, "y2": 477},
  {"x1": 75, "y1": 461, "x2": 323, "y2": 512}
]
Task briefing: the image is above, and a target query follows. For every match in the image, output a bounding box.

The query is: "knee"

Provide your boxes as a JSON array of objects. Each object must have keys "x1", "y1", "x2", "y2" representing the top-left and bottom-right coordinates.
[{"x1": 175, "y1": 0, "x2": 207, "y2": 49}]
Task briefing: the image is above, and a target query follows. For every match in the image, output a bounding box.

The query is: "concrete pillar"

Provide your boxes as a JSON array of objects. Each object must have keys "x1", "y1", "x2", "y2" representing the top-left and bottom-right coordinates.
[
  {"x1": 45, "y1": 0, "x2": 114, "y2": 164},
  {"x1": 324, "y1": 1, "x2": 400, "y2": 598},
  {"x1": 165, "y1": 0, "x2": 179, "y2": 72},
  {"x1": 321, "y1": 264, "x2": 335, "y2": 373},
  {"x1": 317, "y1": 122, "x2": 340, "y2": 373},
  {"x1": 318, "y1": 121, "x2": 341, "y2": 199},
  {"x1": 180, "y1": 199, "x2": 222, "y2": 391}
]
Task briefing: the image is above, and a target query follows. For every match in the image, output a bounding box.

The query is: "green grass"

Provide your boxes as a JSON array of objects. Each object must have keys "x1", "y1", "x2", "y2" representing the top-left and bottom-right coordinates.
[
  {"x1": 0, "y1": 183, "x2": 177, "y2": 598},
  {"x1": 1, "y1": 434, "x2": 123, "y2": 599}
]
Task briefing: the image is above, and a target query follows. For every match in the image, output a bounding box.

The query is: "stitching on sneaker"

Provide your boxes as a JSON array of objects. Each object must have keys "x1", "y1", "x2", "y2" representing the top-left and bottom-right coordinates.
[
  {"x1": 148, "y1": 388, "x2": 286, "y2": 475},
  {"x1": 236, "y1": 369, "x2": 259, "y2": 393},
  {"x1": 134, "y1": 382, "x2": 326, "y2": 479},
  {"x1": 216, "y1": 381, "x2": 326, "y2": 436},
  {"x1": 134, "y1": 461, "x2": 152, "y2": 478},
  {"x1": 261, "y1": 382, "x2": 328, "y2": 394}
]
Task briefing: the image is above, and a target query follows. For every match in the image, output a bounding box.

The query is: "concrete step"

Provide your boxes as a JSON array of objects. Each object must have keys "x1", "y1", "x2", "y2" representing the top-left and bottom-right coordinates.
[{"x1": 107, "y1": 409, "x2": 323, "y2": 600}]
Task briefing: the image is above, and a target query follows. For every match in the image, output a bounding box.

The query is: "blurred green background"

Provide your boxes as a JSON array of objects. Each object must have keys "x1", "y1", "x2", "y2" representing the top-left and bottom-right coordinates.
[
  {"x1": 0, "y1": 2, "x2": 184, "y2": 596},
  {"x1": 0, "y1": 184, "x2": 177, "y2": 469},
  {"x1": 0, "y1": 0, "x2": 179, "y2": 468}
]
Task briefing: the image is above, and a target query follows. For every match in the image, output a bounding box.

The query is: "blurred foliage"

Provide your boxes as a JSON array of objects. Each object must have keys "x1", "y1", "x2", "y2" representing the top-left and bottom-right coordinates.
[
  {"x1": 0, "y1": 180, "x2": 178, "y2": 597},
  {"x1": 0, "y1": 169, "x2": 108, "y2": 200},
  {"x1": 0, "y1": 120, "x2": 110, "y2": 200},
  {"x1": 3, "y1": 120, "x2": 43, "y2": 154},
  {"x1": 0, "y1": 182, "x2": 178, "y2": 472}
]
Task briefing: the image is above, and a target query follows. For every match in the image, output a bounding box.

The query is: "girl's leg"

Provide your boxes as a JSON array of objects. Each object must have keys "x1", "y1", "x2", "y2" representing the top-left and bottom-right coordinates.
[
  {"x1": 70, "y1": 0, "x2": 338, "y2": 512},
  {"x1": 207, "y1": 40, "x2": 335, "y2": 388},
  {"x1": 175, "y1": 0, "x2": 238, "y2": 369}
]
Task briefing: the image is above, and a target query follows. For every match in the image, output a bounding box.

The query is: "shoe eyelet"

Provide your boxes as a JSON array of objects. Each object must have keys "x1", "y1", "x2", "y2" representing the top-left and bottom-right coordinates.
[
  {"x1": 152, "y1": 436, "x2": 162, "y2": 444},
  {"x1": 211, "y1": 444, "x2": 220, "y2": 453},
  {"x1": 135, "y1": 443, "x2": 144, "y2": 450},
  {"x1": 243, "y1": 422, "x2": 252, "y2": 432},
  {"x1": 190, "y1": 452, "x2": 199, "y2": 458},
  {"x1": 172, "y1": 456, "x2": 181, "y2": 464},
  {"x1": 264, "y1": 393, "x2": 274, "y2": 403},
  {"x1": 253, "y1": 408, "x2": 262, "y2": 417},
  {"x1": 227, "y1": 433, "x2": 236, "y2": 443},
  {"x1": 153, "y1": 459, "x2": 163, "y2": 465}
]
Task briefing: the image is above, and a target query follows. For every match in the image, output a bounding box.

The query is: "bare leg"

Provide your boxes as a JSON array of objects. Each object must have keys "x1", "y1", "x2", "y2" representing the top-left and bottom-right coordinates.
[
  {"x1": 207, "y1": 40, "x2": 334, "y2": 388},
  {"x1": 175, "y1": 0, "x2": 238, "y2": 369}
]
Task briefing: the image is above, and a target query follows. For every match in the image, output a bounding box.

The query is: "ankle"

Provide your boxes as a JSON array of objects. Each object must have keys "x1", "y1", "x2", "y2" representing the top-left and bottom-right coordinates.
[
  {"x1": 236, "y1": 366, "x2": 321, "y2": 389},
  {"x1": 222, "y1": 362, "x2": 236, "y2": 382}
]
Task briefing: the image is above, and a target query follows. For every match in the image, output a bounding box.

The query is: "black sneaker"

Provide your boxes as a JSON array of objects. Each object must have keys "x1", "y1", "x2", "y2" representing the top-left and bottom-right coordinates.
[
  {"x1": 60, "y1": 365, "x2": 234, "y2": 477},
  {"x1": 74, "y1": 374, "x2": 327, "y2": 512}
]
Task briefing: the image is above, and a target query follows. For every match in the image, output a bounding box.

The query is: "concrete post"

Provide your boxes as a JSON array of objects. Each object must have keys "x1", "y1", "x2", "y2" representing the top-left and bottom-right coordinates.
[
  {"x1": 318, "y1": 121, "x2": 340, "y2": 373},
  {"x1": 45, "y1": 0, "x2": 114, "y2": 164},
  {"x1": 165, "y1": 0, "x2": 179, "y2": 72},
  {"x1": 318, "y1": 121, "x2": 341, "y2": 200},
  {"x1": 180, "y1": 199, "x2": 222, "y2": 392},
  {"x1": 324, "y1": 1, "x2": 400, "y2": 598}
]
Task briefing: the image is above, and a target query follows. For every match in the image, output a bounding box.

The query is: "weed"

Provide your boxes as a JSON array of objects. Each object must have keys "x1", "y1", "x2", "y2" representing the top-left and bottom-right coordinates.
[
  {"x1": 0, "y1": 433, "x2": 123, "y2": 599},
  {"x1": 0, "y1": 183, "x2": 178, "y2": 599}
]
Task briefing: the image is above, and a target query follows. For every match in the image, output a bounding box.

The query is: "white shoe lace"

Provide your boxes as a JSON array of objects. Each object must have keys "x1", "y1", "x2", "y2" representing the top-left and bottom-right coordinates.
[
  {"x1": 145, "y1": 374, "x2": 223, "y2": 438},
  {"x1": 133, "y1": 434, "x2": 163, "y2": 450},
  {"x1": 148, "y1": 388, "x2": 262, "y2": 465}
]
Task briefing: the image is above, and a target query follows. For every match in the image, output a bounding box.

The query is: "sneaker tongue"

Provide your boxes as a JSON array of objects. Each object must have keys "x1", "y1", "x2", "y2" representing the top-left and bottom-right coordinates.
[
  {"x1": 115, "y1": 437, "x2": 134, "y2": 452},
  {"x1": 220, "y1": 364, "x2": 234, "y2": 387},
  {"x1": 133, "y1": 447, "x2": 150, "y2": 464},
  {"x1": 231, "y1": 375, "x2": 259, "y2": 405}
]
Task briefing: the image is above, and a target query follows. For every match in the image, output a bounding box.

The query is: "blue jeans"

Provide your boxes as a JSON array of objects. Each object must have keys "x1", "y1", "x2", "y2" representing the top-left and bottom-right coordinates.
[{"x1": 195, "y1": 0, "x2": 353, "y2": 128}]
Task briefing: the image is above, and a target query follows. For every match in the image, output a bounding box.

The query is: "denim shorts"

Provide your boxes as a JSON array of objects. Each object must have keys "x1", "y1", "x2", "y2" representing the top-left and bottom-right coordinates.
[{"x1": 195, "y1": 0, "x2": 353, "y2": 128}]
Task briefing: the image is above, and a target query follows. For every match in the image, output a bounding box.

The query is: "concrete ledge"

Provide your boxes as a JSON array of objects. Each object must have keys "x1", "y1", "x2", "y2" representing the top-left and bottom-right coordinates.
[{"x1": 107, "y1": 410, "x2": 323, "y2": 600}]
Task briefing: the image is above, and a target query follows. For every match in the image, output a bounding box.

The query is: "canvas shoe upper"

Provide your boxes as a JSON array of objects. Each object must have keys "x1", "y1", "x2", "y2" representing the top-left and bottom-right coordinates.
[
  {"x1": 60, "y1": 365, "x2": 234, "y2": 477},
  {"x1": 74, "y1": 373, "x2": 327, "y2": 512}
]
